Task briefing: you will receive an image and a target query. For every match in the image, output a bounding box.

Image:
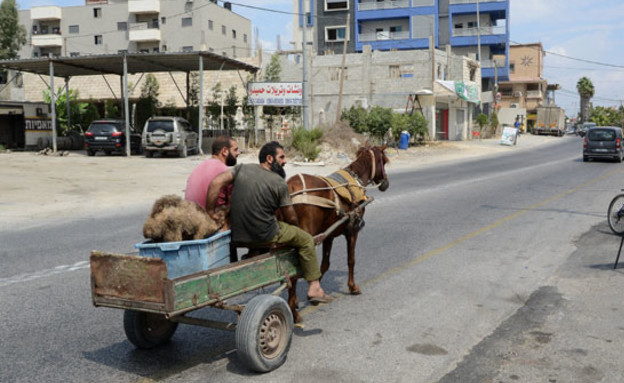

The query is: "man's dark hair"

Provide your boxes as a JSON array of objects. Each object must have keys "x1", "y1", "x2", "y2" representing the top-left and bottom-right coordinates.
[
  {"x1": 212, "y1": 136, "x2": 233, "y2": 155},
  {"x1": 258, "y1": 141, "x2": 283, "y2": 163}
]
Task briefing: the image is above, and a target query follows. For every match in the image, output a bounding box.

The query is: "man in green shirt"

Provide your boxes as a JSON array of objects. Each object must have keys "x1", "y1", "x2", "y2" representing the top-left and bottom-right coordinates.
[{"x1": 206, "y1": 141, "x2": 332, "y2": 305}]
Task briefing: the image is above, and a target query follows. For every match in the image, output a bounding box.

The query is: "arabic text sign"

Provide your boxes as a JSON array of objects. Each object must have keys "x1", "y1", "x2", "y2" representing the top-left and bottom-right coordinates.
[{"x1": 247, "y1": 82, "x2": 303, "y2": 106}]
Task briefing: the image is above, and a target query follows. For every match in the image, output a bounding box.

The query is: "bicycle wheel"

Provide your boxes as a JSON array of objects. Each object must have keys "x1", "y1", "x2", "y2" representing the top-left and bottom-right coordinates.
[{"x1": 608, "y1": 194, "x2": 624, "y2": 235}]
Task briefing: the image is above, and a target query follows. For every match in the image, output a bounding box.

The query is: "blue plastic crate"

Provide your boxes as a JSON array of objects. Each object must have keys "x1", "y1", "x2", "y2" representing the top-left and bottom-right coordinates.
[{"x1": 135, "y1": 230, "x2": 231, "y2": 279}]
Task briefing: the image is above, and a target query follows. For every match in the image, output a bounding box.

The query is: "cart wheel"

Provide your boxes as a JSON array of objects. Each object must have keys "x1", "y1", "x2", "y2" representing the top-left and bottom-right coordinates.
[
  {"x1": 123, "y1": 310, "x2": 178, "y2": 349},
  {"x1": 236, "y1": 295, "x2": 293, "y2": 373}
]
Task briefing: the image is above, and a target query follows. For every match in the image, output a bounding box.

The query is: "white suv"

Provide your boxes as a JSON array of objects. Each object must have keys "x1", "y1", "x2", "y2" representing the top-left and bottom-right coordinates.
[{"x1": 142, "y1": 117, "x2": 198, "y2": 158}]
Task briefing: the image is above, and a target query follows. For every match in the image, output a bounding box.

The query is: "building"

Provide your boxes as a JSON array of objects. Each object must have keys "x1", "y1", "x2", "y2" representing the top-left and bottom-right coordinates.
[
  {"x1": 17, "y1": 0, "x2": 251, "y2": 58},
  {"x1": 296, "y1": 0, "x2": 509, "y2": 93},
  {"x1": 496, "y1": 43, "x2": 560, "y2": 130}
]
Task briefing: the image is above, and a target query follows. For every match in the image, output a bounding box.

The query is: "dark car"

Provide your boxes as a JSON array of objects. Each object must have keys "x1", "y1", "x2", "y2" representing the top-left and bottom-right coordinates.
[
  {"x1": 84, "y1": 120, "x2": 142, "y2": 156},
  {"x1": 583, "y1": 126, "x2": 624, "y2": 162}
]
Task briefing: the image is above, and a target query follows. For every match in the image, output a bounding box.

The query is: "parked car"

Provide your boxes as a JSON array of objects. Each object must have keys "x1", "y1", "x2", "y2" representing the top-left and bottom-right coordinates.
[
  {"x1": 84, "y1": 120, "x2": 142, "y2": 156},
  {"x1": 142, "y1": 117, "x2": 198, "y2": 158},
  {"x1": 583, "y1": 126, "x2": 624, "y2": 162},
  {"x1": 577, "y1": 122, "x2": 597, "y2": 137}
]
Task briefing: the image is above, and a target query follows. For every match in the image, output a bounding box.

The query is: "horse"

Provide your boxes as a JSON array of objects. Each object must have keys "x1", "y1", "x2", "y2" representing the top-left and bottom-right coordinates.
[{"x1": 285, "y1": 145, "x2": 390, "y2": 323}]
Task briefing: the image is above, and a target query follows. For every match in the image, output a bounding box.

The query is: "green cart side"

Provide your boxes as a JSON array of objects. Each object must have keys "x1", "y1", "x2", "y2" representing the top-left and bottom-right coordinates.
[{"x1": 90, "y1": 247, "x2": 301, "y2": 373}]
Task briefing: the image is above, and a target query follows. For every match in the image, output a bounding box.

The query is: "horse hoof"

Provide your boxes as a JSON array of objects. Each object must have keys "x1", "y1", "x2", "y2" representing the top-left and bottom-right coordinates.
[{"x1": 350, "y1": 286, "x2": 362, "y2": 295}]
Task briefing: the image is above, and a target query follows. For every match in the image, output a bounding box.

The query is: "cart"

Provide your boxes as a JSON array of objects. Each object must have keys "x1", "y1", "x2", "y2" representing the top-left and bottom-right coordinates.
[{"x1": 90, "y1": 198, "x2": 373, "y2": 373}]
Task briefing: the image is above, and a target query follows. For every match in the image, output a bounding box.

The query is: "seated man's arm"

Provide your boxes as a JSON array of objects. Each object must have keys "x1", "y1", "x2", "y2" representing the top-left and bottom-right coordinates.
[
  {"x1": 206, "y1": 171, "x2": 234, "y2": 219},
  {"x1": 279, "y1": 205, "x2": 299, "y2": 227}
]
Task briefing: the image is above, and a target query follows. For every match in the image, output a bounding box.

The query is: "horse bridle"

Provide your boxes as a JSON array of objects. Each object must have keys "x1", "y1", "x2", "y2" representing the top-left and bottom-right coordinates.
[{"x1": 367, "y1": 148, "x2": 387, "y2": 188}]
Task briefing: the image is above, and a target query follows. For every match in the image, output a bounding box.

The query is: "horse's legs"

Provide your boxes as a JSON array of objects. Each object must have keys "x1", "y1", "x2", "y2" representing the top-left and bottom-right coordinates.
[
  {"x1": 287, "y1": 276, "x2": 303, "y2": 323},
  {"x1": 320, "y1": 238, "x2": 334, "y2": 279},
  {"x1": 346, "y1": 232, "x2": 362, "y2": 295}
]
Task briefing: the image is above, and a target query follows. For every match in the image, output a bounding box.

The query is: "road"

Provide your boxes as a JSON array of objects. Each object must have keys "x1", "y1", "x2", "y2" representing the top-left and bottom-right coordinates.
[{"x1": 2, "y1": 135, "x2": 624, "y2": 382}]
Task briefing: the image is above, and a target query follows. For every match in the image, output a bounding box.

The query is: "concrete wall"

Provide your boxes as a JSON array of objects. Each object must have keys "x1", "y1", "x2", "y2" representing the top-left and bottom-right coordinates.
[{"x1": 316, "y1": 0, "x2": 356, "y2": 55}]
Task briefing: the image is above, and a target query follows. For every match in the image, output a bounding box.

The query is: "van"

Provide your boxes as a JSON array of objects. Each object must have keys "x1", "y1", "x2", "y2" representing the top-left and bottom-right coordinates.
[{"x1": 583, "y1": 126, "x2": 624, "y2": 162}]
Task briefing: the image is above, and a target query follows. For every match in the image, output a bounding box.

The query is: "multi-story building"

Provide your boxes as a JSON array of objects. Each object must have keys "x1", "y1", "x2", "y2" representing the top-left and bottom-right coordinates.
[
  {"x1": 17, "y1": 0, "x2": 251, "y2": 59},
  {"x1": 297, "y1": 0, "x2": 509, "y2": 93}
]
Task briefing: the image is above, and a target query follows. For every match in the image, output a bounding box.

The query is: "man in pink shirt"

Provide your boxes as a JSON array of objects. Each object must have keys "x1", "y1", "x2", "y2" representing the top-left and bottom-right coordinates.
[{"x1": 185, "y1": 136, "x2": 240, "y2": 210}]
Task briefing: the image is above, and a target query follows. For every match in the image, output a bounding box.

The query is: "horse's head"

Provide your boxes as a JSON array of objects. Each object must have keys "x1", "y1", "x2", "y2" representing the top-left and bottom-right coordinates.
[{"x1": 355, "y1": 145, "x2": 390, "y2": 191}]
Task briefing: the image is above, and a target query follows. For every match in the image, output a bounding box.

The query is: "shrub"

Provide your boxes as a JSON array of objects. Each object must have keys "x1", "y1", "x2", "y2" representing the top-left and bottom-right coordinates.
[{"x1": 291, "y1": 127, "x2": 323, "y2": 161}]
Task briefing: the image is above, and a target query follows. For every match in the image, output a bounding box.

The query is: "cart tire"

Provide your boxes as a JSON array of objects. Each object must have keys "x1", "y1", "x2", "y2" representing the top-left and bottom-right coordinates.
[
  {"x1": 608, "y1": 194, "x2": 624, "y2": 235},
  {"x1": 123, "y1": 310, "x2": 178, "y2": 349},
  {"x1": 236, "y1": 295, "x2": 293, "y2": 373}
]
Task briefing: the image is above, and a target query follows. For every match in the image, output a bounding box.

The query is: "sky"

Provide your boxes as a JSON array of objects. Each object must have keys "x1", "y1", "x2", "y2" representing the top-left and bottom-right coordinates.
[{"x1": 17, "y1": 0, "x2": 624, "y2": 117}]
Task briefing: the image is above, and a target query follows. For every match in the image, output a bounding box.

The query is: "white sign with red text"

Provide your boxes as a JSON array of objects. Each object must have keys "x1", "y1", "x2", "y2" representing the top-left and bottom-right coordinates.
[{"x1": 247, "y1": 82, "x2": 303, "y2": 106}]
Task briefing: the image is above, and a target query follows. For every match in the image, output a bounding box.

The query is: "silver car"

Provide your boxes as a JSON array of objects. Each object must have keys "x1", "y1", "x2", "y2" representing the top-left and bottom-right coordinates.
[{"x1": 142, "y1": 117, "x2": 198, "y2": 158}]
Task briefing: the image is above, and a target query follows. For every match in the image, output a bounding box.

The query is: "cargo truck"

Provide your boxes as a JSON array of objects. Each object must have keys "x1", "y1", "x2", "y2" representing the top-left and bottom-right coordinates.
[{"x1": 535, "y1": 106, "x2": 566, "y2": 136}]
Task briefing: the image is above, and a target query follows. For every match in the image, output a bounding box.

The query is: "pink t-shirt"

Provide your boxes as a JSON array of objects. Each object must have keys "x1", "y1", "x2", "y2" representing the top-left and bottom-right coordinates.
[{"x1": 184, "y1": 158, "x2": 230, "y2": 210}]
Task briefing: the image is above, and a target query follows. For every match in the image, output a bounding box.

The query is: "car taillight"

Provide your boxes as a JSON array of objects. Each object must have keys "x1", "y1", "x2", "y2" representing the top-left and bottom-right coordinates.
[
  {"x1": 85, "y1": 132, "x2": 93, "y2": 137},
  {"x1": 617, "y1": 138, "x2": 621, "y2": 149},
  {"x1": 111, "y1": 131, "x2": 123, "y2": 137},
  {"x1": 583, "y1": 137, "x2": 587, "y2": 148}
]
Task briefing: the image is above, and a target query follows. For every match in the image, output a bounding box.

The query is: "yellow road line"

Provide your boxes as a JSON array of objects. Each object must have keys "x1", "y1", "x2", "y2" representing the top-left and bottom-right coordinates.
[{"x1": 302, "y1": 165, "x2": 624, "y2": 316}]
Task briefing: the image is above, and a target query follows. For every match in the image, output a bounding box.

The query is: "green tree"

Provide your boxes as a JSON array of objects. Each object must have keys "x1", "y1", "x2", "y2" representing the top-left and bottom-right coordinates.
[
  {"x1": 0, "y1": 0, "x2": 27, "y2": 59},
  {"x1": 489, "y1": 112, "x2": 499, "y2": 135},
  {"x1": 136, "y1": 74, "x2": 160, "y2": 129},
  {"x1": 341, "y1": 106, "x2": 369, "y2": 134},
  {"x1": 366, "y1": 106, "x2": 394, "y2": 140},
  {"x1": 476, "y1": 113, "x2": 488, "y2": 139},
  {"x1": 43, "y1": 87, "x2": 97, "y2": 135},
  {"x1": 264, "y1": 52, "x2": 281, "y2": 82},
  {"x1": 576, "y1": 77, "x2": 595, "y2": 124}
]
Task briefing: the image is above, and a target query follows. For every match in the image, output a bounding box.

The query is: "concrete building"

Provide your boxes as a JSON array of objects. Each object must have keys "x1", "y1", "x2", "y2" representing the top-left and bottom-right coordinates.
[
  {"x1": 496, "y1": 43, "x2": 560, "y2": 130},
  {"x1": 17, "y1": 0, "x2": 251, "y2": 58},
  {"x1": 279, "y1": 45, "x2": 481, "y2": 140},
  {"x1": 295, "y1": 0, "x2": 509, "y2": 94}
]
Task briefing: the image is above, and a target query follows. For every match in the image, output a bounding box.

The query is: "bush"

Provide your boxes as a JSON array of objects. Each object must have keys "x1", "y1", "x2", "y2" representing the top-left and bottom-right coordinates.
[
  {"x1": 291, "y1": 127, "x2": 323, "y2": 161},
  {"x1": 341, "y1": 105, "x2": 429, "y2": 143},
  {"x1": 341, "y1": 106, "x2": 368, "y2": 134}
]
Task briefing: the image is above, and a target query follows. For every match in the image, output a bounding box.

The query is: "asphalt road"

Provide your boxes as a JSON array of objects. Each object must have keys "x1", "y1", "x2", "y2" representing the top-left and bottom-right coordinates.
[{"x1": 3, "y1": 135, "x2": 624, "y2": 383}]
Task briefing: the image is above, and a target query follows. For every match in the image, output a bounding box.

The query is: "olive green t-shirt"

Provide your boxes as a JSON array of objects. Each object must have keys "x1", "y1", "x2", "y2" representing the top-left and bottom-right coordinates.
[{"x1": 230, "y1": 163, "x2": 291, "y2": 244}]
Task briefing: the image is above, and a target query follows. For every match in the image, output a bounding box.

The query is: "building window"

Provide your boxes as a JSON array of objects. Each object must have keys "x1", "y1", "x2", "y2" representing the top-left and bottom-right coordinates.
[
  {"x1": 160, "y1": 17, "x2": 166, "y2": 25},
  {"x1": 94, "y1": 35, "x2": 103, "y2": 45},
  {"x1": 208, "y1": 20, "x2": 213, "y2": 30},
  {"x1": 329, "y1": 67, "x2": 347, "y2": 81},
  {"x1": 325, "y1": 26, "x2": 347, "y2": 42},
  {"x1": 222, "y1": 51, "x2": 227, "y2": 57},
  {"x1": 325, "y1": 0, "x2": 348, "y2": 11},
  {"x1": 68, "y1": 25, "x2": 79, "y2": 34},
  {"x1": 93, "y1": 8, "x2": 102, "y2": 18},
  {"x1": 454, "y1": 23, "x2": 463, "y2": 29},
  {"x1": 153, "y1": 47, "x2": 159, "y2": 53},
  {"x1": 117, "y1": 22, "x2": 127, "y2": 31},
  {"x1": 182, "y1": 46, "x2": 193, "y2": 52},
  {"x1": 70, "y1": 52, "x2": 80, "y2": 57},
  {"x1": 243, "y1": 34, "x2": 247, "y2": 43},
  {"x1": 222, "y1": 25, "x2": 226, "y2": 35},
  {"x1": 182, "y1": 17, "x2": 192, "y2": 27},
  {"x1": 0, "y1": 71, "x2": 6, "y2": 84},
  {"x1": 509, "y1": 62, "x2": 515, "y2": 74},
  {"x1": 162, "y1": 45, "x2": 167, "y2": 52},
  {"x1": 232, "y1": 29, "x2": 236, "y2": 39},
  {"x1": 184, "y1": 2, "x2": 193, "y2": 12}
]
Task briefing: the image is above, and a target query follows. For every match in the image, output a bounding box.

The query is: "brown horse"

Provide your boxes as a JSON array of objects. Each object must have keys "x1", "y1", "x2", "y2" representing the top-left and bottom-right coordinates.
[{"x1": 286, "y1": 145, "x2": 390, "y2": 323}]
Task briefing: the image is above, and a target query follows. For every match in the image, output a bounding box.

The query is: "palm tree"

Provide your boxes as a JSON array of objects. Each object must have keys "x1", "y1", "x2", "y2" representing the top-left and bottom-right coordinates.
[{"x1": 576, "y1": 77, "x2": 595, "y2": 123}]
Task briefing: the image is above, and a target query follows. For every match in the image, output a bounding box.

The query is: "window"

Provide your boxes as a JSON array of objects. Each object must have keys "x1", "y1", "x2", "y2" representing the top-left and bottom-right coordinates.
[
  {"x1": 390, "y1": 64, "x2": 413, "y2": 79},
  {"x1": 509, "y1": 62, "x2": 515, "y2": 74},
  {"x1": 326, "y1": 26, "x2": 347, "y2": 42},
  {"x1": 33, "y1": 52, "x2": 39, "y2": 57},
  {"x1": 232, "y1": 29, "x2": 236, "y2": 39},
  {"x1": 182, "y1": 17, "x2": 192, "y2": 27},
  {"x1": 70, "y1": 52, "x2": 80, "y2": 57},
  {"x1": 329, "y1": 67, "x2": 347, "y2": 81},
  {"x1": 32, "y1": 25, "x2": 38, "y2": 34},
  {"x1": 222, "y1": 51, "x2": 227, "y2": 57},
  {"x1": 161, "y1": 17, "x2": 166, "y2": 25},
  {"x1": 325, "y1": 0, "x2": 348, "y2": 11},
  {"x1": 222, "y1": 25, "x2": 226, "y2": 35},
  {"x1": 94, "y1": 35, "x2": 103, "y2": 45},
  {"x1": 389, "y1": 65, "x2": 400, "y2": 79},
  {"x1": 153, "y1": 47, "x2": 159, "y2": 53},
  {"x1": 208, "y1": 20, "x2": 213, "y2": 30},
  {"x1": 182, "y1": 46, "x2": 193, "y2": 52},
  {"x1": 467, "y1": 21, "x2": 477, "y2": 28},
  {"x1": 162, "y1": 45, "x2": 167, "y2": 52},
  {"x1": 454, "y1": 23, "x2": 463, "y2": 29},
  {"x1": 68, "y1": 25, "x2": 79, "y2": 34},
  {"x1": 184, "y1": 2, "x2": 193, "y2": 12},
  {"x1": 243, "y1": 34, "x2": 247, "y2": 43},
  {"x1": 117, "y1": 22, "x2": 127, "y2": 31},
  {"x1": 0, "y1": 71, "x2": 6, "y2": 84},
  {"x1": 93, "y1": 8, "x2": 101, "y2": 18}
]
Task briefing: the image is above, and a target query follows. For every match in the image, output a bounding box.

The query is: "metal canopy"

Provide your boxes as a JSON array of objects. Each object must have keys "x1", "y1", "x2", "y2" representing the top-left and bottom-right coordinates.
[{"x1": 0, "y1": 51, "x2": 258, "y2": 77}]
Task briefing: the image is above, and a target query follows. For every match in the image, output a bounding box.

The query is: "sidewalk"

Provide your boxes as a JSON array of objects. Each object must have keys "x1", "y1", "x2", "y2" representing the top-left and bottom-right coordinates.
[{"x1": 0, "y1": 134, "x2": 564, "y2": 230}]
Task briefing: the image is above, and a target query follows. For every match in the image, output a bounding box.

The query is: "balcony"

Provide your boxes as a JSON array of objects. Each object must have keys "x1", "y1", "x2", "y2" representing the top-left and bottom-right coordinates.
[
  {"x1": 359, "y1": 30, "x2": 410, "y2": 42},
  {"x1": 128, "y1": 0, "x2": 160, "y2": 14},
  {"x1": 358, "y1": 0, "x2": 410, "y2": 11},
  {"x1": 32, "y1": 33, "x2": 63, "y2": 47},
  {"x1": 449, "y1": 0, "x2": 506, "y2": 4},
  {"x1": 526, "y1": 90, "x2": 543, "y2": 99},
  {"x1": 452, "y1": 25, "x2": 505, "y2": 37},
  {"x1": 129, "y1": 22, "x2": 161, "y2": 42},
  {"x1": 31, "y1": 6, "x2": 62, "y2": 20}
]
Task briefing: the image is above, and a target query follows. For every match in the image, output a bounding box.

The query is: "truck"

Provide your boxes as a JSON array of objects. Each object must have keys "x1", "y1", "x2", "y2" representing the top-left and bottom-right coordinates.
[{"x1": 535, "y1": 106, "x2": 566, "y2": 136}]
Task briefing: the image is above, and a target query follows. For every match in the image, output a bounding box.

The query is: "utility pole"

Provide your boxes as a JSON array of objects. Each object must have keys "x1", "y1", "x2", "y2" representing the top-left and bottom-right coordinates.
[
  {"x1": 302, "y1": 12, "x2": 310, "y2": 130},
  {"x1": 336, "y1": 13, "x2": 350, "y2": 125},
  {"x1": 220, "y1": 91, "x2": 224, "y2": 131},
  {"x1": 476, "y1": 0, "x2": 481, "y2": 64}
]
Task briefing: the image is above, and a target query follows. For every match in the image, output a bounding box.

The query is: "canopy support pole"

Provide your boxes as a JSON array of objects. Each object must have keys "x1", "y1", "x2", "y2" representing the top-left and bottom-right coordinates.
[
  {"x1": 49, "y1": 60, "x2": 57, "y2": 153},
  {"x1": 198, "y1": 55, "x2": 204, "y2": 155},
  {"x1": 65, "y1": 78, "x2": 71, "y2": 132},
  {"x1": 123, "y1": 54, "x2": 131, "y2": 157}
]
